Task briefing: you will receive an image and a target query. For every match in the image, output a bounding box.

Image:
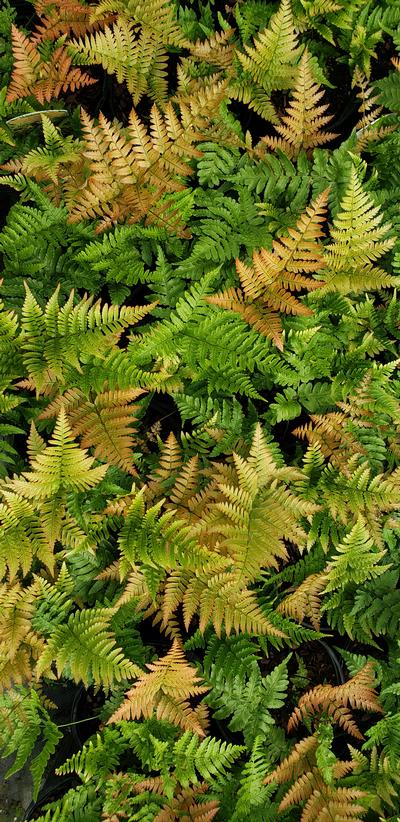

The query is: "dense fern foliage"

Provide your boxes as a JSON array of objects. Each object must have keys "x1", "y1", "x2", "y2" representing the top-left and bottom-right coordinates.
[{"x1": 1, "y1": 1, "x2": 400, "y2": 819}]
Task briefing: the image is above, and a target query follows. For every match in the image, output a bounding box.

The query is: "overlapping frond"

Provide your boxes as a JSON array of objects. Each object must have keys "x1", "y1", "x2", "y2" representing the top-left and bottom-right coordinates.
[
  {"x1": 235, "y1": 0, "x2": 301, "y2": 121},
  {"x1": 206, "y1": 190, "x2": 328, "y2": 349},
  {"x1": 36, "y1": 607, "x2": 141, "y2": 686},
  {"x1": 64, "y1": 105, "x2": 200, "y2": 234},
  {"x1": 68, "y1": 19, "x2": 169, "y2": 105},
  {"x1": 108, "y1": 639, "x2": 209, "y2": 735},
  {"x1": 258, "y1": 50, "x2": 336, "y2": 158},
  {"x1": 6, "y1": 25, "x2": 96, "y2": 103},
  {"x1": 32, "y1": 0, "x2": 100, "y2": 43},
  {"x1": 39, "y1": 385, "x2": 144, "y2": 474},
  {"x1": 288, "y1": 663, "x2": 382, "y2": 738},
  {"x1": 321, "y1": 167, "x2": 398, "y2": 294}
]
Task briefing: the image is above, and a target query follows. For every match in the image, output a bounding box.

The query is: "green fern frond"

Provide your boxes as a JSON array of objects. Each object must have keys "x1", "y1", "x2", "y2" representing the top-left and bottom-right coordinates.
[{"x1": 36, "y1": 606, "x2": 141, "y2": 687}]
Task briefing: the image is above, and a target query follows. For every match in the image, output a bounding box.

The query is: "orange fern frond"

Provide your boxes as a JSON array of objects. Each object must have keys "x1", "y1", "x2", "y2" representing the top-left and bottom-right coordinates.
[
  {"x1": 293, "y1": 411, "x2": 365, "y2": 469},
  {"x1": 258, "y1": 50, "x2": 336, "y2": 158},
  {"x1": 287, "y1": 663, "x2": 382, "y2": 739},
  {"x1": 277, "y1": 572, "x2": 327, "y2": 630},
  {"x1": 65, "y1": 105, "x2": 200, "y2": 234},
  {"x1": 265, "y1": 734, "x2": 366, "y2": 821},
  {"x1": 154, "y1": 785, "x2": 219, "y2": 822},
  {"x1": 107, "y1": 639, "x2": 209, "y2": 736},
  {"x1": 32, "y1": 0, "x2": 102, "y2": 43},
  {"x1": 205, "y1": 189, "x2": 328, "y2": 349},
  {"x1": 39, "y1": 385, "x2": 145, "y2": 475},
  {"x1": 6, "y1": 25, "x2": 97, "y2": 104},
  {"x1": 264, "y1": 734, "x2": 319, "y2": 785}
]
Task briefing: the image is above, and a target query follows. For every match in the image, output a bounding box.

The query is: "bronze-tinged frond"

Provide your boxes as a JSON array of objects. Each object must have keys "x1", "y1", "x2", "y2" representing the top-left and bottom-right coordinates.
[
  {"x1": 163, "y1": 565, "x2": 286, "y2": 638},
  {"x1": 264, "y1": 734, "x2": 319, "y2": 785},
  {"x1": 32, "y1": 0, "x2": 101, "y2": 43},
  {"x1": 206, "y1": 190, "x2": 328, "y2": 349},
  {"x1": 39, "y1": 385, "x2": 145, "y2": 475},
  {"x1": 293, "y1": 411, "x2": 365, "y2": 468},
  {"x1": 154, "y1": 785, "x2": 219, "y2": 822},
  {"x1": 265, "y1": 734, "x2": 367, "y2": 821},
  {"x1": 0, "y1": 583, "x2": 44, "y2": 689},
  {"x1": 287, "y1": 663, "x2": 382, "y2": 739},
  {"x1": 258, "y1": 50, "x2": 336, "y2": 158},
  {"x1": 283, "y1": 777, "x2": 366, "y2": 821},
  {"x1": 65, "y1": 105, "x2": 200, "y2": 234},
  {"x1": 188, "y1": 28, "x2": 235, "y2": 71},
  {"x1": 6, "y1": 26, "x2": 97, "y2": 104},
  {"x1": 107, "y1": 639, "x2": 209, "y2": 736},
  {"x1": 277, "y1": 572, "x2": 327, "y2": 630},
  {"x1": 146, "y1": 432, "x2": 183, "y2": 500}
]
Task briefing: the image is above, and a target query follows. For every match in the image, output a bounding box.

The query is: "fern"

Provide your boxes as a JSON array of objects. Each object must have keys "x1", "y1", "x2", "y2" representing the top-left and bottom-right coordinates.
[
  {"x1": 6, "y1": 25, "x2": 96, "y2": 103},
  {"x1": 321, "y1": 166, "x2": 398, "y2": 294},
  {"x1": 0, "y1": 688, "x2": 62, "y2": 801},
  {"x1": 108, "y1": 639, "x2": 209, "y2": 735},
  {"x1": 36, "y1": 606, "x2": 141, "y2": 687},
  {"x1": 258, "y1": 50, "x2": 336, "y2": 159},
  {"x1": 234, "y1": 0, "x2": 302, "y2": 120},
  {"x1": 69, "y1": 20, "x2": 169, "y2": 106},
  {"x1": 206, "y1": 189, "x2": 328, "y2": 349}
]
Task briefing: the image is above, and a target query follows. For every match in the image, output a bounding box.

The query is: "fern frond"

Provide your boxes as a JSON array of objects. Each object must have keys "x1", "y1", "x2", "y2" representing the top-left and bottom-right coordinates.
[
  {"x1": 323, "y1": 516, "x2": 390, "y2": 594},
  {"x1": 36, "y1": 606, "x2": 141, "y2": 687},
  {"x1": 39, "y1": 385, "x2": 144, "y2": 474},
  {"x1": 8, "y1": 407, "x2": 107, "y2": 501},
  {"x1": 66, "y1": 106, "x2": 200, "y2": 234},
  {"x1": 0, "y1": 491, "x2": 55, "y2": 577},
  {"x1": 206, "y1": 190, "x2": 328, "y2": 349},
  {"x1": 20, "y1": 284, "x2": 154, "y2": 393},
  {"x1": 0, "y1": 688, "x2": 62, "y2": 801},
  {"x1": 278, "y1": 572, "x2": 327, "y2": 630},
  {"x1": 288, "y1": 663, "x2": 383, "y2": 739},
  {"x1": 68, "y1": 19, "x2": 169, "y2": 106},
  {"x1": 258, "y1": 50, "x2": 336, "y2": 158},
  {"x1": 236, "y1": 0, "x2": 301, "y2": 94},
  {"x1": 321, "y1": 166, "x2": 397, "y2": 294},
  {"x1": 92, "y1": 0, "x2": 187, "y2": 49},
  {"x1": 6, "y1": 25, "x2": 96, "y2": 104},
  {"x1": 108, "y1": 640, "x2": 209, "y2": 735},
  {"x1": 32, "y1": 0, "x2": 100, "y2": 42}
]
